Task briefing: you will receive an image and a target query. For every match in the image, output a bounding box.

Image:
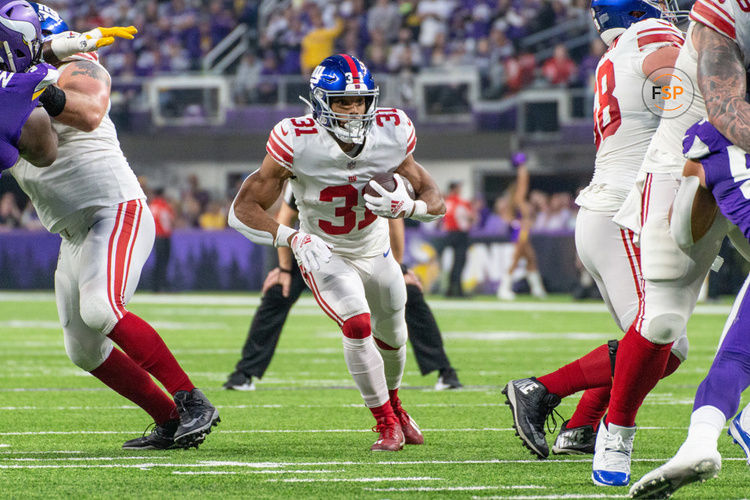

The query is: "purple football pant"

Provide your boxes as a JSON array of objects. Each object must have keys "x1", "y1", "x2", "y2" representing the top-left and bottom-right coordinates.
[{"x1": 694, "y1": 273, "x2": 750, "y2": 419}]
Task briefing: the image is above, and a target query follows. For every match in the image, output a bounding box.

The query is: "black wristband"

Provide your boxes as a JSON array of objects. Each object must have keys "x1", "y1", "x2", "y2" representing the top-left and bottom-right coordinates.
[
  {"x1": 39, "y1": 85, "x2": 66, "y2": 117},
  {"x1": 400, "y1": 263, "x2": 409, "y2": 275},
  {"x1": 279, "y1": 267, "x2": 292, "y2": 274}
]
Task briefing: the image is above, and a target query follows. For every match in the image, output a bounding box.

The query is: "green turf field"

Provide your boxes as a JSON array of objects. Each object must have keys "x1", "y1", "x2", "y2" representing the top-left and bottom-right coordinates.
[{"x1": 0, "y1": 291, "x2": 748, "y2": 499}]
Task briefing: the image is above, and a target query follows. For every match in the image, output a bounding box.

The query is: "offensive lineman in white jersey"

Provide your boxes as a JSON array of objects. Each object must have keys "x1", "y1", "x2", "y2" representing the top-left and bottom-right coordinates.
[
  {"x1": 503, "y1": 0, "x2": 690, "y2": 467},
  {"x1": 631, "y1": 0, "x2": 750, "y2": 495},
  {"x1": 229, "y1": 54, "x2": 445, "y2": 451},
  {"x1": 584, "y1": 0, "x2": 750, "y2": 486},
  {"x1": 9, "y1": 4, "x2": 220, "y2": 450}
]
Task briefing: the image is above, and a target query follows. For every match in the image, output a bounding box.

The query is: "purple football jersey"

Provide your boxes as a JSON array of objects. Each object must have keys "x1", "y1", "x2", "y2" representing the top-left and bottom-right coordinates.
[
  {"x1": 684, "y1": 119, "x2": 750, "y2": 239},
  {"x1": 0, "y1": 63, "x2": 58, "y2": 172}
]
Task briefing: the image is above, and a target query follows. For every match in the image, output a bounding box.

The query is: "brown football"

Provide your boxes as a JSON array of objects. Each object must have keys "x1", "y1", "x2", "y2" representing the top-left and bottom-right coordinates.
[{"x1": 363, "y1": 172, "x2": 415, "y2": 199}]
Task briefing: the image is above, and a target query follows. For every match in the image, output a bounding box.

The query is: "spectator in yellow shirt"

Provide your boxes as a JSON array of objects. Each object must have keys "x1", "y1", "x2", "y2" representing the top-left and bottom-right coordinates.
[
  {"x1": 199, "y1": 201, "x2": 227, "y2": 230},
  {"x1": 300, "y1": 5, "x2": 343, "y2": 75}
]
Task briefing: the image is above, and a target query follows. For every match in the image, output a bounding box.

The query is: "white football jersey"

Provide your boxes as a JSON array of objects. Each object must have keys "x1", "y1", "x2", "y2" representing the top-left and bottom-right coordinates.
[
  {"x1": 576, "y1": 18, "x2": 684, "y2": 212},
  {"x1": 641, "y1": 0, "x2": 750, "y2": 176},
  {"x1": 267, "y1": 108, "x2": 417, "y2": 258},
  {"x1": 10, "y1": 53, "x2": 144, "y2": 234}
]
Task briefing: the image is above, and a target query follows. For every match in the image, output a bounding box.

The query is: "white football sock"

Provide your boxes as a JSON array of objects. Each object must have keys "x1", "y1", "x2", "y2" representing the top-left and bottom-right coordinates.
[
  {"x1": 686, "y1": 405, "x2": 726, "y2": 446},
  {"x1": 342, "y1": 336, "x2": 388, "y2": 408},
  {"x1": 376, "y1": 343, "x2": 406, "y2": 391}
]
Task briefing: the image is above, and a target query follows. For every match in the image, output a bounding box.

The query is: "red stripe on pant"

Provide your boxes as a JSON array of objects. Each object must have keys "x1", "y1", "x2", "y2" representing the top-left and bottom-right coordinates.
[
  {"x1": 108, "y1": 200, "x2": 140, "y2": 320},
  {"x1": 302, "y1": 269, "x2": 344, "y2": 326},
  {"x1": 621, "y1": 228, "x2": 644, "y2": 331},
  {"x1": 120, "y1": 200, "x2": 143, "y2": 311},
  {"x1": 105, "y1": 203, "x2": 125, "y2": 319}
]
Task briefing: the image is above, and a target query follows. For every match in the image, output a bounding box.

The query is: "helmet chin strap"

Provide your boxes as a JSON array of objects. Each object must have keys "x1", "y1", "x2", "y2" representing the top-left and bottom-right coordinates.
[
  {"x1": 299, "y1": 95, "x2": 314, "y2": 111},
  {"x1": 2, "y1": 41, "x2": 17, "y2": 72}
]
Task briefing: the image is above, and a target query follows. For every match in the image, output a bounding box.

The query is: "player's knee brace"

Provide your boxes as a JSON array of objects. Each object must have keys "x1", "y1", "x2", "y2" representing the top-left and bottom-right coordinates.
[
  {"x1": 342, "y1": 313, "x2": 372, "y2": 339},
  {"x1": 79, "y1": 292, "x2": 120, "y2": 334},
  {"x1": 642, "y1": 312, "x2": 687, "y2": 345},
  {"x1": 63, "y1": 330, "x2": 113, "y2": 371}
]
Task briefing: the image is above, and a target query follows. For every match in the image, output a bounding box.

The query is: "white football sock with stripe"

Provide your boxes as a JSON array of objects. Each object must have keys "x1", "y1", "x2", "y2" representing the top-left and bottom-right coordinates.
[
  {"x1": 342, "y1": 336, "x2": 388, "y2": 408},
  {"x1": 376, "y1": 343, "x2": 406, "y2": 391}
]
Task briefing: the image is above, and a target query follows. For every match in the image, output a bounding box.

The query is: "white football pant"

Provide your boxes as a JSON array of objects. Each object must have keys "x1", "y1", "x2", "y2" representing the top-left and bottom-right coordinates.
[
  {"x1": 636, "y1": 173, "x2": 727, "y2": 346},
  {"x1": 576, "y1": 207, "x2": 689, "y2": 360},
  {"x1": 300, "y1": 249, "x2": 407, "y2": 407},
  {"x1": 54, "y1": 199, "x2": 153, "y2": 371}
]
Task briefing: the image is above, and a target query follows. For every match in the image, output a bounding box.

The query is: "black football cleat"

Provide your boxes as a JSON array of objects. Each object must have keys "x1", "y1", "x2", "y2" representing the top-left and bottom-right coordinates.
[
  {"x1": 173, "y1": 388, "x2": 220, "y2": 448},
  {"x1": 502, "y1": 377, "x2": 561, "y2": 459},
  {"x1": 122, "y1": 419, "x2": 179, "y2": 450},
  {"x1": 552, "y1": 420, "x2": 596, "y2": 455}
]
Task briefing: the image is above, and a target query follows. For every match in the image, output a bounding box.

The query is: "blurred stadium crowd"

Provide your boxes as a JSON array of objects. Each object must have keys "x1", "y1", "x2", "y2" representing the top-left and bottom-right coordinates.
[
  {"x1": 43, "y1": 0, "x2": 604, "y2": 102},
  {"x1": 0, "y1": 0, "x2": 587, "y2": 237}
]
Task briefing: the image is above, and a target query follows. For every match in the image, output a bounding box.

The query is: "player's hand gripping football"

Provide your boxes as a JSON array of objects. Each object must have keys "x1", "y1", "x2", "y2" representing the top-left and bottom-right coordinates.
[
  {"x1": 363, "y1": 174, "x2": 415, "y2": 218},
  {"x1": 290, "y1": 231, "x2": 332, "y2": 272}
]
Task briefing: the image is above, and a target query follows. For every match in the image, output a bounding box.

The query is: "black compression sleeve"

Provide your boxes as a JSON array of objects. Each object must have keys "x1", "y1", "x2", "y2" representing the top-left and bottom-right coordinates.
[{"x1": 39, "y1": 85, "x2": 66, "y2": 117}]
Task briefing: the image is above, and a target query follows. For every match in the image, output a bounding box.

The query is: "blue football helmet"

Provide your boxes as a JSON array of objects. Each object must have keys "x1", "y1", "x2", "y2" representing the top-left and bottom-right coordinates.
[
  {"x1": 30, "y1": 2, "x2": 68, "y2": 42},
  {"x1": 590, "y1": 0, "x2": 687, "y2": 45},
  {"x1": 302, "y1": 54, "x2": 379, "y2": 145},
  {"x1": 0, "y1": 0, "x2": 42, "y2": 72}
]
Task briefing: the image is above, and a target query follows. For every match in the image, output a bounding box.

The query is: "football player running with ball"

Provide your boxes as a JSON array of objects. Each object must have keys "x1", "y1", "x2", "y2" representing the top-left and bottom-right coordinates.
[{"x1": 229, "y1": 54, "x2": 445, "y2": 451}]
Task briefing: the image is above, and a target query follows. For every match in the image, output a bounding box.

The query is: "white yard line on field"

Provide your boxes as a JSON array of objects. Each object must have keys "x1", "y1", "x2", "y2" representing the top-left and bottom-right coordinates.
[
  {"x1": 0, "y1": 292, "x2": 733, "y2": 315},
  {"x1": 173, "y1": 469, "x2": 340, "y2": 475},
  {"x1": 477, "y1": 495, "x2": 626, "y2": 500},
  {"x1": 0, "y1": 450, "x2": 81, "y2": 454},
  {"x1": 173, "y1": 471, "x2": 237, "y2": 475},
  {"x1": 369, "y1": 485, "x2": 546, "y2": 492},
  {"x1": 1, "y1": 458, "x2": 747, "y2": 470},
  {"x1": 266, "y1": 477, "x2": 443, "y2": 483},
  {"x1": 3, "y1": 456, "x2": 169, "y2": 461},
  {"x1": 0, "y1": 426, "x2": 693, "y2": 437},
  {"x1": 0, "y1": 320, "x2": 227, "y2": 331},
  {"x1": 0, "y1": 398, "x2": 697, "y2": 411}
]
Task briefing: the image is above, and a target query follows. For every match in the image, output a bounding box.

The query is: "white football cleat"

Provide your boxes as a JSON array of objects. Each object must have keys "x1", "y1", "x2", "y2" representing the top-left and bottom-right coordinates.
[
  {"x1": 629, "y1": 441, "x2": 721, "y2": 498},
  {"x1": 729, "y1": 402, "x2": 750, "y2": 466},
  {"x1": 592, "y1": 417, "x2": 636, "y2": 487}
]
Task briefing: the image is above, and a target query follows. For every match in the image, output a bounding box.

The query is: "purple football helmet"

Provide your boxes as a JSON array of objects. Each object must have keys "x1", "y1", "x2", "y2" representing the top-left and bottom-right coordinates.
[{"x1": 0, "y1": 0, "x2": 42, "y2": 72}]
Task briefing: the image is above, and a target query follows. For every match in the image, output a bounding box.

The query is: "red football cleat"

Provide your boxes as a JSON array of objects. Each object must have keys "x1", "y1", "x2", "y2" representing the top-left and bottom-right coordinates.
[
  {"x1": 370, "y1": 417, "x2": 404, "y2": 451},
  {"x1": 391, "y1": 397, "x2": 424, "y2": 445}
]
